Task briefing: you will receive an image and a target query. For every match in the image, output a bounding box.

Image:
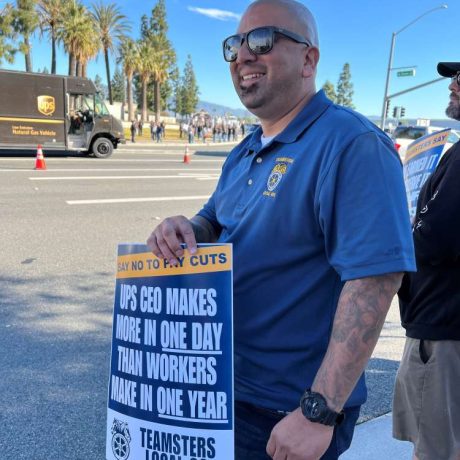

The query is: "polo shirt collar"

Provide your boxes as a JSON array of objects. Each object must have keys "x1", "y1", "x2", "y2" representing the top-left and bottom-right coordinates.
[{"x1": 246, "y1": 90, "x2": 332, "y2": 153}]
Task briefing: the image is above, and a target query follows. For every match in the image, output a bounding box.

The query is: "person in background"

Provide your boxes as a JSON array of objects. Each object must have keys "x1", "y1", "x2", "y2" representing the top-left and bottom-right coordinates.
[
  {"x1": 393, "y1": 61, "x2": 460, "y2": 460},
  {"x1": 156, "y1": 123, "x2": 161, "y2": 143},
  {"x1": 148, "y1": 1, "x2": 415, "y2": 458},
  {"x1": 187, "y1": 124, "x2": 194, "y2": 144},
  {"x1": 130, "y1": 120, "x2": 136, "y2": 143}
]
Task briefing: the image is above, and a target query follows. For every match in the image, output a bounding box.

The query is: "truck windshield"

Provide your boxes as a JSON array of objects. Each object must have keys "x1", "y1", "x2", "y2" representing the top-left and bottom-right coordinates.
[{"x1": 95, "y1": 94, "x2": 110, "y2": 116}]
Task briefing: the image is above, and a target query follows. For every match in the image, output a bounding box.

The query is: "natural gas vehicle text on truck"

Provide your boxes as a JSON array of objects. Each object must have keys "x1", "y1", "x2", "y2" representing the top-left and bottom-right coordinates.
[{"x1": 0, "y1": 70, "x2": 125, "y2": 158}]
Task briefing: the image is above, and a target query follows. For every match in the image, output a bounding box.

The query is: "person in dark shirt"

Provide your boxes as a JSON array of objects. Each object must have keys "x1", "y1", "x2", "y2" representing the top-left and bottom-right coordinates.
[
  {"x1": 393, "y1": 62, "x2": 460, "y2": 460},
  {"x1": 130, "y1": 120, "x2": 137, "y2": 143}
]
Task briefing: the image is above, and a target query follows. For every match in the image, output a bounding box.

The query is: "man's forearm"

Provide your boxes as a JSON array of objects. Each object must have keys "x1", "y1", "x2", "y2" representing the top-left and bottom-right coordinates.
[
  {"x1": 312, "y1": 273, "x2": 403, "y2": 411},
  {"x1": 190, "y1": 215, "x2": 220, "y2": 243}
]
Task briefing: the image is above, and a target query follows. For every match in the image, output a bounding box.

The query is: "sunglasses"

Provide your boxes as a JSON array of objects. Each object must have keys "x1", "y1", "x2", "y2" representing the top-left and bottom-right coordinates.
[
  {"x1": 222, "y1": 26, "x2": 311, "y2": 62},
  {"x1": 452, "y1": 73, "x2": 460, "y2": 86}
]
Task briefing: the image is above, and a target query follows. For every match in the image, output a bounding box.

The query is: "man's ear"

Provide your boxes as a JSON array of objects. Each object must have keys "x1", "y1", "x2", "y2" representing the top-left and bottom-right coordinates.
[{"x1": 302, "y1": 46, "x2": 320, "y2": 78}]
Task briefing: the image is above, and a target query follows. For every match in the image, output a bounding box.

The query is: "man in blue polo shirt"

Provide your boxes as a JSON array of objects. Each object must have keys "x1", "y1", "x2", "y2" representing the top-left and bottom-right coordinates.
[{"x1": 147, "y1": 0, "x2": 415, "y2": 458}]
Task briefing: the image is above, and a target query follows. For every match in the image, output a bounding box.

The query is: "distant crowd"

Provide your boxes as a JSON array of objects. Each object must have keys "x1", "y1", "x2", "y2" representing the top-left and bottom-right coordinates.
[
  {"x1": 129, "y1": 120, "x2": 166, "y2": 143},
  {"x1": 129, "y1": 114, "x2": 249, "y2": 144},
  {"x1": 178, "y1": 120, "x2": 246, "y2": 144}
]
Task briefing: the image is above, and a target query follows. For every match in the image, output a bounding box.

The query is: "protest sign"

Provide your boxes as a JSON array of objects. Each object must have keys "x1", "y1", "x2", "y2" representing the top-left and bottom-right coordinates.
[
  {"x1": 106, "y1": 243, "x2": 233, "y2": 460},
  {"x1": 403, "y1": 128, "x2": 450, "y2": 220}
]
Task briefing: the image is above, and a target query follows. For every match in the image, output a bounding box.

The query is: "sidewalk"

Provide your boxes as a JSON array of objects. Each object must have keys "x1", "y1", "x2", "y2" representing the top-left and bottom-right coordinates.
[{"x1": 342, "y1": 412, "x2": 413, "y2": 459}]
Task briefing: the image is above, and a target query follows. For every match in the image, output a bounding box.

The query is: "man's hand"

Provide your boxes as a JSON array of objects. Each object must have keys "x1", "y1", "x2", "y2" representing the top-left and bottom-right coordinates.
[
  {"x1": 147, "y1": 215, "x2": 197, "y2": 265},
  {"x1": 147, "y1": 215, "x2": 218, "y2": 265},
  {"x1": 266, "y1": 408, "x2": 333, "y2": 460}
]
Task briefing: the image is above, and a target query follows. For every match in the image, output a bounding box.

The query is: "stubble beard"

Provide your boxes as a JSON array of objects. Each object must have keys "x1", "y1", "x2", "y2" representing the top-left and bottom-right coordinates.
[
  {"x1": 446, "y1": 94, "x2": 460, "y2": 121},
  {"x1": 237, "y1": 82, "x2": 266, "y2": 111}
]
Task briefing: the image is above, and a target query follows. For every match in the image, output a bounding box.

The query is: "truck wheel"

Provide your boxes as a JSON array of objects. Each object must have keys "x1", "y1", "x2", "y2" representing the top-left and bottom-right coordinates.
[{"x1": 92, "y1": 137, "x2": 113, "y2": 158}]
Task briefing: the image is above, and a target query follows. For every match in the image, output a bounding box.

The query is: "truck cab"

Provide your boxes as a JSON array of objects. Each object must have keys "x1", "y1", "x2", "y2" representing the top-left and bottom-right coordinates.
[{"x1": 65, "y1": 76, "x2": 124, "y2": 157}]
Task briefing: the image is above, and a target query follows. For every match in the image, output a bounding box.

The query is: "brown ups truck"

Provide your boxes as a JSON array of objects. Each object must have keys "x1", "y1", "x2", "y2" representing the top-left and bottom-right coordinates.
[{"x1": 0, "y1": 69, "x2": 125, "y2": 158}]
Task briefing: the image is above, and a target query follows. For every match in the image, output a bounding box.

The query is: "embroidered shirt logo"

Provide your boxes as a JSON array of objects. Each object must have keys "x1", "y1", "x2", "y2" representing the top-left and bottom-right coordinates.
[{"x1": 263, "y1": 157, "x2": 293, "y2": 198}]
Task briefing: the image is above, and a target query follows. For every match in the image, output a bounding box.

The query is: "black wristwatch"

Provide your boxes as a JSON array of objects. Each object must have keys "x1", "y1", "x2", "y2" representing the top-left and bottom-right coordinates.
[{"x1": 300, "y1": 389, "x2": 345, "y2": 426}]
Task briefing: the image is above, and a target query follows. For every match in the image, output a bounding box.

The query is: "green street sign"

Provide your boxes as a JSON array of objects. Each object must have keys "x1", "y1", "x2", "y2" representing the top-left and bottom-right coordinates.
[{"x1": 397, "y1": 69, "x2": 416, "y2": 77}]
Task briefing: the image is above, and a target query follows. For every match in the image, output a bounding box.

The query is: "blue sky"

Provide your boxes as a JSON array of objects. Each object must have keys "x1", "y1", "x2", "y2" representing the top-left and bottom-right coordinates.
[{"x1": 1, "y1": 0, "x2": 458, "y2": 119}]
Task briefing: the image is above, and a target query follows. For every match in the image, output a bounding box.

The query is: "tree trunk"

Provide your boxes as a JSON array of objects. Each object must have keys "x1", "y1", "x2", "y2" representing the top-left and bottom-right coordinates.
[
  {"x1": 154, "y1": 80, "x2": 161, "y2": 123},
  {"x1": 69, "y1": 54, "x2": 77, "y2": 76},
  {"x1": 121, "y1": 73, "x2": 126, "y2": 121},
  {"x1": 51, "y1": 29, "x2": 56, "y2": 74},
  {"x1": 24, "y1": 35, "x2": 32, "y2": 72},
  {"x1": 127, "y1": 73, "x2": 134, "y2": 121},
  {"x1": 82, "y1": 63, "x2": 87, "y2": 78},
  {"x1": 142, "y1": 77, "x2": 148, "y2": 122},
  {"x1": 76, "y1": 61, "x2": 82, "y2": 77},
  {"x1": 104, "y1": 47, "x2": 113, "y2": 105}
]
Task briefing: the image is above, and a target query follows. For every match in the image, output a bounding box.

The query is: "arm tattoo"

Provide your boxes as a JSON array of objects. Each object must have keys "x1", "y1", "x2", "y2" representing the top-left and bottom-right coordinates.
[{"x1": 312, "y1": 273, "x2": 403, "y2": 411}]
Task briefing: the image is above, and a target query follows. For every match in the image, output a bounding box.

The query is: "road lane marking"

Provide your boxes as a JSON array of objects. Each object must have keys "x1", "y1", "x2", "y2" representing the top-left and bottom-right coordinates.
[
  {"x1": 29, "y1": 174, "x2": 219, "y2": 181},
  {"x1": 0, "y1": 158, "x2": 224, "y2": 162},
  {"x1": 66, "y1": 195, "x2": 210, "y2": 205},
  {"x1": 0, "y1": 168, "x2": 221, "y2": 172},
  {"x1": 196, "y1": 177, "x2": 223, "y2": 180}
]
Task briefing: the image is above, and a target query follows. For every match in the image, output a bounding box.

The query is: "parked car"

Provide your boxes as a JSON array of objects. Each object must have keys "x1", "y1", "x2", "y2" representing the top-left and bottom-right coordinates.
[{"x1": 392, "y1": 125, "x2": 459, "y2": 160}]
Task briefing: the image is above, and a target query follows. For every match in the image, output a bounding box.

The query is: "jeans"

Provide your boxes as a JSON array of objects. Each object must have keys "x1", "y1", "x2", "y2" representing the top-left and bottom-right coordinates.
[{"x1": 234, "y1": 401, "x2": 360, "y2": 460}]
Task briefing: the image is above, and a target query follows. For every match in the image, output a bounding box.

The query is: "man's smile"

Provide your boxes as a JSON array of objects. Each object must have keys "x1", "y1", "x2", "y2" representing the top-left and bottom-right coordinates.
[{"x1": 242, "y1": 73, "x2": 265, "y2": 81}]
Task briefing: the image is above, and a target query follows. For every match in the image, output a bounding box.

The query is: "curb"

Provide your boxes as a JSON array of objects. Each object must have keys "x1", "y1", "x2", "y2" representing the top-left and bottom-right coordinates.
[{"x1": 119, "y1": 141, "x2": 239, "y2": 149}]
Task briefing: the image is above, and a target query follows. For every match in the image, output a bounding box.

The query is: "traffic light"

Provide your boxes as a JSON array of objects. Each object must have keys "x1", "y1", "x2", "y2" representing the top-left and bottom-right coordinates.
[
  {"x1": 393, "y1": 107, "x2": 398, "y2": 118},
  {"x1": 385, "y1": 100, "x2": 390, "y2": 118},
  {"x1": 400, "y1": 107, "x2": 406, "y2": 118}
]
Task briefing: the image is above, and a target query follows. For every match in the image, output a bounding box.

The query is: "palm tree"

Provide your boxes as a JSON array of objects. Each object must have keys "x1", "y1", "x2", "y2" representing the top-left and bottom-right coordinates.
[
  {"x1": 119, "y1": 37, "x2": 138, "y2": 121},
  {"x1": 0, "y1": 3, "x2": 17, "y2": 66},
  {"x1": 37, "y1": 0, "x2": 68, "y2": 74},
  {"x1": 75, "y1": 24, "x2": 99, "y2": 77},
  {"x1": 150, "y1": 35, "x2": 173, "y2": 122},
  {"x1": 58, "y1": 0, "x2": 93, "y2": 76},
  {"x1": 12, "y1": 0, "x2": 39, "y2": 71},
  {"x1": 91, "y1": 2, "x2": 130, "y2": 105},
  {"x1": 137, "y1": 40, "x2": 154, "y2": 122}
]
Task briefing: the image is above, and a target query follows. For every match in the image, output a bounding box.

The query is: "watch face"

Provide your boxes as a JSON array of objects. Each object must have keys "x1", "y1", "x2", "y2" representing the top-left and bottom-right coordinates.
[
  {"x1": 300, "y1": 391, "x2": 343, "y2": 426},
  {"x1": 303, "y1": 396, "x2": 326, "y2": 420}
]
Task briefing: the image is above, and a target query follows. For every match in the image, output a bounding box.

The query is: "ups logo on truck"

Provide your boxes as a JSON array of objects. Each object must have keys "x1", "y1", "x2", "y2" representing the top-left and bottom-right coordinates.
[{"x1": 37, "y1": 95, "x2": 56, "y2": 116}]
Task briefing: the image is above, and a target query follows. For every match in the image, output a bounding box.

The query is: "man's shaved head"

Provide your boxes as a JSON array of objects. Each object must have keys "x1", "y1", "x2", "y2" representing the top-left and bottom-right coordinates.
[
  {"x1": 245, "y1": 0, "x2": 319, "y2": 46},
  {"x1": 230, "y1": 0, "x2": 320, "y2": 127}
]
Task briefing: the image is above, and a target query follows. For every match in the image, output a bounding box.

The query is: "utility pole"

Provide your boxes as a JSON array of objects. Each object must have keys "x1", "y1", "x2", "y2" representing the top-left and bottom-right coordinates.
[{"x1": 380, "y1": 5, "x2": 448, "y2": 130}]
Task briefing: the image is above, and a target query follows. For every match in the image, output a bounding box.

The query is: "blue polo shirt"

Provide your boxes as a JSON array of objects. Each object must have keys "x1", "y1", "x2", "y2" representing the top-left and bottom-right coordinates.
[{"x1": 197, "y1": 90, "x2": 415, "y2": 410}]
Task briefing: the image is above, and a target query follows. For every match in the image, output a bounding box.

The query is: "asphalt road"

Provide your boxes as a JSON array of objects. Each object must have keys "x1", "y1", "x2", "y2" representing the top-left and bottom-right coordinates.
[{"x1": 0, "y1": 145, "x2": 406, "y2": 459}]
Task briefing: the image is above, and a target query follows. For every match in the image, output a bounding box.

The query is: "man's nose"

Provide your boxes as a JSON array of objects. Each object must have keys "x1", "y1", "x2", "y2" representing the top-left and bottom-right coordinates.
[
  {"x1": 235, "y1": 40, "x2": 257, "y2": 64},
  {"x1": 448, "y1": 77, "x2": 459, "y2": 92}
]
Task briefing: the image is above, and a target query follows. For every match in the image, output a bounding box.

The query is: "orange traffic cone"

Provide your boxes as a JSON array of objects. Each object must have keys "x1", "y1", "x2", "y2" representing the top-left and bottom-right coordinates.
[
  {"x1": 35, "y1": 145, "x2": 47, "y2": 170},
  {"x1": 183, "y1": 145, "x2": 191, "y2": 164}
]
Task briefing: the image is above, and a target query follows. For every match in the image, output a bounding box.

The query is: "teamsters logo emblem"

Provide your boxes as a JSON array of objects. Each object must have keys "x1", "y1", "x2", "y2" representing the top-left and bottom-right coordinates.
[
  {"x1": 263, "y1": 157, "x2": 294, "y2": 198},
  {"x1": 111, "y1": 418, "x2": 131, "y2": 460},
  {"x1": 267, "y1": 162, "x2": 287, "y2": 191},
  {"x1": 37, "y1": 95, "x2": 56, "y2": 116}
]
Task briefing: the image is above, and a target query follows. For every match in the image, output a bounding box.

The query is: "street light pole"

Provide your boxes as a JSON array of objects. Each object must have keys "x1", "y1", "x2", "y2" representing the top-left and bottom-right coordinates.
[{"x1": 380, "y1": 4, "x2": 448, "y2": 130}]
